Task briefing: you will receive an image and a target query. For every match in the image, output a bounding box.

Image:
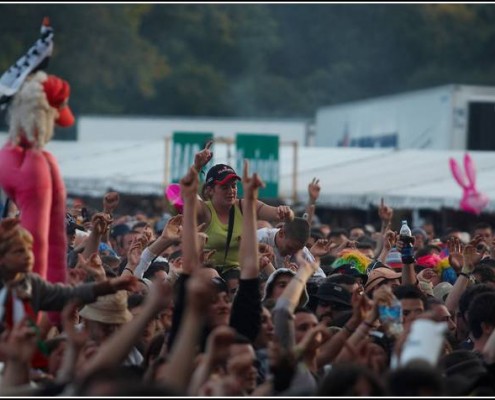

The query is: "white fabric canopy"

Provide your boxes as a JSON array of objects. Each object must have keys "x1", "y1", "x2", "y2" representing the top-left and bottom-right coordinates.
[{"x1": 1, "y1": 134, "x2": 494, "y2": 212}]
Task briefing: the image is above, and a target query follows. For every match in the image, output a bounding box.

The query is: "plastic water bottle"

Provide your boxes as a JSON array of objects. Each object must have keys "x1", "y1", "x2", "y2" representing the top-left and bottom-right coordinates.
[
  {"x1": 378, "y1": 294, "x2": 403, "y2": 337},
  {"x1": 399, "y1": 220, "x2": 415, "y2": 264}
]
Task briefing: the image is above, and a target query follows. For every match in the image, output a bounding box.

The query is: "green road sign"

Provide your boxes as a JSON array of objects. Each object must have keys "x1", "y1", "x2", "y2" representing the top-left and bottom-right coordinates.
[
  {"x1": 171, "y1": 132, "x2": 213, "y2": 183},
  {"x1": 236, "y1": 134, "x2": 279, "y2": 199}
]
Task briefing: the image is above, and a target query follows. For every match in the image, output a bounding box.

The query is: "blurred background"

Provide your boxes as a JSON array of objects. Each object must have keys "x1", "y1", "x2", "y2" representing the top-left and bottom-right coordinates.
[{"x1": 2, "y1": 3, "x2": 495, "y2": 234}]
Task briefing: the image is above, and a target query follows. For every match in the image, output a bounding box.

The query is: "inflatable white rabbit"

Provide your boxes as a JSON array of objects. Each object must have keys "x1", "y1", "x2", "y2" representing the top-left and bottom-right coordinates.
[{"x1": 449, "y1": 153, "x2": 489, "y2": 215}]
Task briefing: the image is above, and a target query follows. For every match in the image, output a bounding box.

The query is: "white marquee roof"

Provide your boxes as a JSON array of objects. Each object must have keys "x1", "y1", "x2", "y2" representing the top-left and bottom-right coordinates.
[{"x1": 2, "y1": 134, "x2": 495, "y2": 212}]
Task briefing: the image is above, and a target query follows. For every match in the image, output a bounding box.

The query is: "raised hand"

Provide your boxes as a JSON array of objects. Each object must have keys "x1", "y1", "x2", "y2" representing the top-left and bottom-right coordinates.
[
  {"x1": 294, "y1": 323, "x2": 331, "y2": 358},
  {"x1": 61, "y1": 300, "x2": 88, "y2": 350},
  {"x1": 383, "y1": 230, "x2": 398, "y2": 251},
  {"x1": 378, "y1": 198, "x2": 393, "y2": 225},
  {"x1": 126, "y1": 239, "x2": 144, "y2": 269},
  {"x1": 462, "y1": 242, "x2": 479, "y2": 274},
  {"x1": 276, "y1": 205, "x2": 294, "y2": 222},
  {"x1": 310, "y1": 238, "x2": 332, "y2": 257},
  {"x1": 194, "y1": 140, "x2": 213, "y2": 171},
  {"x1": 76, "y1": 252, "x2": 106, "y2": 282},
  {"x1": 447, "y1": 236, "x2": 463, "y2": 272},
  {"x1": 295, "y1": 251, "x2": 320, "y2": 276},
  {"x1": 308, "y1": 178, "x2": 321, "y2": 203},
  {"x1": 103, "y1": 191, "x2": 119, "y2": 215},
  {"x1": 180, "y1": 166, "x2": 200, "y2": 200},
  {"x1": 162, "y1": 214, "x2": 183, "y2": 242},
  {"x1": 91, "y1": 212, "x2": 112, "y2": 236},
  {"x1": 67, "y1": 267, "x2": 87, "y2": 287},
  {"x1": 0, "y1": 317, "x2": 38, "y2": 363},
  {"x1": 204, "y1": 325, "x2": 236, "y2": 368},
  {"x1": 187, "y1": 268, "x2": 218, "y2": 314},
  {"x1": 242, "y1": 159, "x2": 265, "y2": 201},
  {"x1": 258, "y1": 243, "x2": 275, "y2": 263}
]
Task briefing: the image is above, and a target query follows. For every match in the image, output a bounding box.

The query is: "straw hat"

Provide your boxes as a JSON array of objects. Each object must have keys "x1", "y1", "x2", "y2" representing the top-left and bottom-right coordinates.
[{"x1": 79, "y1": 290, "x2": 133, "y2": 324}]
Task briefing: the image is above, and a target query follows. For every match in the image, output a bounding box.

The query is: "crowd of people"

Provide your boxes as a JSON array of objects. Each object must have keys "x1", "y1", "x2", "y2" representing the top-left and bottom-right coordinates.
[
  {"x1": 4, "y1": 17, "x2": 495, "y2": 398},
  {"x1": 1, "y1": 140, "x2": 495, "y2": 396}
]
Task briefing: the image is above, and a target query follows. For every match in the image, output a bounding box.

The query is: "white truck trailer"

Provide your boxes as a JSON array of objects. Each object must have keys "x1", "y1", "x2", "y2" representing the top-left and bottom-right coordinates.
[{"x1": 315, "y1": 84, "x2": 495, "y2": 151}]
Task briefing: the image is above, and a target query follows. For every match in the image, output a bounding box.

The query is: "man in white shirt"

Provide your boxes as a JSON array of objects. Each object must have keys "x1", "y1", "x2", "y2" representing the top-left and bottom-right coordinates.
[{"x1": 257, "y1": 217, "x2": 326, "y2": 278}]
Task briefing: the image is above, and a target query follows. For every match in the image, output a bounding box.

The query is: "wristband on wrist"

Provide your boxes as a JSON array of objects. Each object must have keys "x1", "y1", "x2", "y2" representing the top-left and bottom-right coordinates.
[
  {"x1": 124, "y1": 267, "x2": 134, "y2": 274},
  {"x1": 458, "y1": 272, "x2": 471, "y2": 279}
]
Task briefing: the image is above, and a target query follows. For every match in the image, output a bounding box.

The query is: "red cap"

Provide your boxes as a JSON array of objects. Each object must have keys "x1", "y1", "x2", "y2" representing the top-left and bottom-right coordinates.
[{"x1": 42, "y1": 74, "x2": 75, "y2": 127}]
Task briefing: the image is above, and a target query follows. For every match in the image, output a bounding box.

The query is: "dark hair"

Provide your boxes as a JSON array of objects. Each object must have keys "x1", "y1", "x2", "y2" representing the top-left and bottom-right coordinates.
[
  {"x1": 168, "y1": 250, "x2": 182, "y2": 261},
  {"x1": 425, "y1": 296, "x2": 444, "y2": 310},
  {"x1": 221, "y1": 268, "x2": 241, "y2": 281},
  {"x1": 127, "y1": 293, "x2": 146, "y2": 309},
  {"x1": 459, "y1": 283, "x2": 495, "y2": 319},
  {"x1": 473, "y1": 222, "x2": 492, "y2": 232},
  {"x1": 473, "y1": 265, "x2": 495, "y2": 284},
  {"x1": 477, "y1": 258, "x2": 495, "y2": 269},
  {"x1": 386, "y1": 360, "x2": 444, "y2": 396},
  {"x1": 283, "y1": 217, "x2": 310, "y2": 244},
  {"x1": 233, "y1": 332, "x2": 252, "y2": 345},
  {"x1": 143, "y1": 261, "x2": 169, "y2": 280},
  {"x1": 310, "y1": 228, "x2": 325, "y2": 241},
  {"x1": 328, "y1": 228, "x2": 349, "y2": 240},
  {"x1": 211, "y1": 276, "x2": 229, "y2": 293},
  {"x1": 356, "y1": 236, "x2": 376, "y2": 249},
  {"x1": 468, "y1": 292, "x2": 495, "y2": 339},
  {"x1": 318, "y1": 363, "x2": 386, "y2": 396},
  {"x1": 294, "y1": 306, "x2": 316, "y2": 316},
  {"x1": 393, "y1": 284, "x2": 427, "y2": 308}
]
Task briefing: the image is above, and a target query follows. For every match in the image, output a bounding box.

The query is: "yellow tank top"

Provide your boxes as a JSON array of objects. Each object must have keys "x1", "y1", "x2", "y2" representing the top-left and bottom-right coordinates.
[{"x1": 204, "y1": 200, "x2": 243, "y2": 273}]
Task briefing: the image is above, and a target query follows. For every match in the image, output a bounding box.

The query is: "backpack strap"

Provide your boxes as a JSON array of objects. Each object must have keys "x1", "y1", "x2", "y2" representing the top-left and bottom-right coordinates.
[{"x1": 224, "y1": 205, "x2": 236, "y2": 263}]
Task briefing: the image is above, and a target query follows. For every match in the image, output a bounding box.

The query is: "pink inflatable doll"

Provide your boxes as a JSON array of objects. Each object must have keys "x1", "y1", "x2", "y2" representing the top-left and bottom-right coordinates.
[{"x1": 0, "y1": 19, "x2": 74, "y2": 285}]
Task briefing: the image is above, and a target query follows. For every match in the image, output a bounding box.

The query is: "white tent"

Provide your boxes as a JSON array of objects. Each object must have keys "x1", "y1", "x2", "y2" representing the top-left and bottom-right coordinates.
[{"x1": 1, "y1": 134, "x2": 494, "y2": 212}]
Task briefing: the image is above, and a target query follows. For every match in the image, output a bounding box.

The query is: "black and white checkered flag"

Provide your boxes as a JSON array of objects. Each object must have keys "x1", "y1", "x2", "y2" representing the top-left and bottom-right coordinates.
[{"x1": 0, "y1": 17, "x2": 54, "y2": 109}]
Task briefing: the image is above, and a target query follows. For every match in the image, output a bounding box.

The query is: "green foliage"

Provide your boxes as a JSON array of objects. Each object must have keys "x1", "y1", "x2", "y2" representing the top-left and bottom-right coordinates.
[{"x1": 2, "y1": 4, "x2": 495, "y2": 118}]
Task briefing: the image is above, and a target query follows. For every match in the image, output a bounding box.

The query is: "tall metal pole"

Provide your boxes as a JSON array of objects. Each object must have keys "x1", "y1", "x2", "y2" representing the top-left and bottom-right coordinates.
[
  {"x1": 293, "y1": 141, "x2": 298, "y2": 204},
  {"x1": 164, "y1": 136, "x2": 171, "y2": 186}
]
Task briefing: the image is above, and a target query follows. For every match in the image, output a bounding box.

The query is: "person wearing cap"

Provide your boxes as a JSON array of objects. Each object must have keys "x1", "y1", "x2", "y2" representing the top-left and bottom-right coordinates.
[
  {"x1": 0, "y1": 69, "x2": 75, "y2": 286},
  {"x1": 191, "y1": 142, "x2": 294, "y2": 274},
  {"x1": 312, "y1": 280, "x2": 353, "y2": 327},
  {"x1": 364, "y1": 264, "x2": 402, "y2": 297}
]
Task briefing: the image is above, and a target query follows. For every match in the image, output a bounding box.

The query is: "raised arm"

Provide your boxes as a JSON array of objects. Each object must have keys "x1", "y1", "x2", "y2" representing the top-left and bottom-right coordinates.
[
  {"x1": 180, "y1": 166, "x2": 201, "y2": 274},
  {"x1": 239, "y1": 159, "x2": 264, "y2": 279},
  {"x1": 159, "y1": 269, "x2": 215, "y2": 393},
  {"x1": 101, "y1": 191, "x2": 120, "y2": 244},
  {"x1": 192, "y1": 140, "x2": 213, "y2": 223},
  {"x1": 256, "y1": 202, "x2": 294, "y2": 224},
  {"x1": 229, "y1": 160, "x2": 264, "y2": 342},
  {"x1": 0, "y1": 318, "x2": 38, "y2": 390},
  {"x1": 133, "y1": 215, "x2": 183, "y2": 279},
  {"x1": 272, "y1": 256, "x2": 319, "y2": 350},
  {"x1": 81, "y1": 212, "x2": 112, "y2": 260},
  {"x1": 445, "y1": 237, "x2": 479, "y2": 313},
  {"x1": 377, "y1": 229, "x2": 397, "y2": 264},
  {"x1": 374, "y1": 198, "x2": 393, "y2": 257},
  {"x1": 306, "y1": 178, "x2": 320, "y2": 226}
]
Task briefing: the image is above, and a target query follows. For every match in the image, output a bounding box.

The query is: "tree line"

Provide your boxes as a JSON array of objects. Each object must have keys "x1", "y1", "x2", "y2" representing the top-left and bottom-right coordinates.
[{"x1": 1, "y1": 4, "x2": 494, "y2": 120}]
